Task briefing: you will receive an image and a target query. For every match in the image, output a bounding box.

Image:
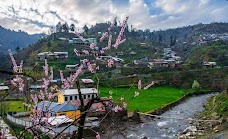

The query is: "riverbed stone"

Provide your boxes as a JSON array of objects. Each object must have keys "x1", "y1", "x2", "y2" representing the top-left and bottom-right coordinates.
[
  {"x1": 197, "y1": 132, "x2": 204, "y2": 136},
  {"x1": 182, "y1": 126, "x2": 197, "y2": 134},
  {"x1": 178, "y1": 134, "x2": 187, "y2": 139},
  {"x1": 213, "y1": 125, "x2": 220, "y2": 131},
  {"x1": 210, "y1": 121, "x2": 221, "y2": 128},
  {"x1": 186, "y1": 131, "x2": 196, "y2": 137}
]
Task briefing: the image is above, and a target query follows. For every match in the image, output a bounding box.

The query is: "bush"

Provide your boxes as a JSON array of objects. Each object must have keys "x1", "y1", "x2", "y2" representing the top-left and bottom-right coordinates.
[{"x1": 192, "y1": 80, "x2": 200, "y2": 89}]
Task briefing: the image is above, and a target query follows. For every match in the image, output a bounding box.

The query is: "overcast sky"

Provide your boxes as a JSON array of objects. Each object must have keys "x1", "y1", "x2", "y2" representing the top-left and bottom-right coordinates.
[{"x1": 0, "y1": 0, "x2": 228, "y2": 34}]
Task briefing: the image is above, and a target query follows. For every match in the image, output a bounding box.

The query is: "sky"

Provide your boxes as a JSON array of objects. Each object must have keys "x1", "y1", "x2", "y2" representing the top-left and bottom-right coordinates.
[{"x1": 0, "y1": 0, "x2": 228, "y2": 34}]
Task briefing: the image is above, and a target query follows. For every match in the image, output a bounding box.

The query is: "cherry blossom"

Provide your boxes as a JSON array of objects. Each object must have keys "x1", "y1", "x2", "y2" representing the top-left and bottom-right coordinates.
[
  {"x1": 114, "y1": 16, "x2": 129, "y2": 49},
  {"x1": 8, "y1": 49, "x2": 18, "y2": 72},
  {"x1": 138, "y1": 80, "x2": 142, "y2": 90},
  {"x1": 38, "y1": 90, "x2": 45, "y2": 100},
  {"x1": 96, "y1": 132, "x2": 101, "y2": 139},
  {"x1": 74, "y1": 49, "x2": 80, "y2": 56},
  {"x1": 144, "y1": 81, "x2": 155, "y2": 90},
  {"x1": 134, "y1": 91, "x2": 139, "y2": 97},
  {"x1": 112, "y1": 105, "x2": 123, "y2": 112},
  {"x1": 76, "y1": 32, "x2": 87, "y2": 43},
  {"x1": 87, "y1": 62, "x2": 94, "y2": 73},
  {"x1": 43, "y1": 59, "x2": 49, "y2": 76},
  {"x1": 100, "y1": 32, "x2": 108, "y2": 42},
  {"x1": 90, "y1": 43, "x2": 95, "y2": 49},
  {"x1": 31, "y1": 94, "x2": 38, "y2": 105},
  {"x1": 82, "y1": 49, "x2": 89, "y2": 55},
  {"x1": 107, "y1": 59, "x2": 114, "y2": 68}
]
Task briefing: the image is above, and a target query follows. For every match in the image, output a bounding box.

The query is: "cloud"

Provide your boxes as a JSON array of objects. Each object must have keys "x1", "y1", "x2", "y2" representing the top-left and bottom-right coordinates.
[{"x1": 0, "y1": 0, "x2": 227, "y2": 34}]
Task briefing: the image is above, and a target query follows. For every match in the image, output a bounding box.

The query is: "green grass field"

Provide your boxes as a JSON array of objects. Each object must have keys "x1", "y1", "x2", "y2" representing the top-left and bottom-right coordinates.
[
  {"x1": 1, "y1": 101, "x2": 24, "y2": 112},
  {"x1": 99, "y1": 86, "x2": 186, "y2": 112}
]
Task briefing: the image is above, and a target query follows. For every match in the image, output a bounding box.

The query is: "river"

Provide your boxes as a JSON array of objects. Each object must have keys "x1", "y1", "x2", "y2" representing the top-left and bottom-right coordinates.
[{"x1": 125, "y1": 93, "x2": 217, "y2": 139}]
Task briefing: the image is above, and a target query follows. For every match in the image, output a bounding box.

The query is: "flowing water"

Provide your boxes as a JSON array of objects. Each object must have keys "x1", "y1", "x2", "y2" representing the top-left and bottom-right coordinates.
[{"x1": 125, "y1": 93, "x2": 217, "y2": 139}]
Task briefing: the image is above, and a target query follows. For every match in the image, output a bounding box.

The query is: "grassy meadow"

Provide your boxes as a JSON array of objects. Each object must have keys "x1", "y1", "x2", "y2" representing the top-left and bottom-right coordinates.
[
  {"x1": 0, "y1": 100, "x2": 24, "y2": 113},
  {"x1": 99, "y1": 86, "x2": 186, "y2": 112}
]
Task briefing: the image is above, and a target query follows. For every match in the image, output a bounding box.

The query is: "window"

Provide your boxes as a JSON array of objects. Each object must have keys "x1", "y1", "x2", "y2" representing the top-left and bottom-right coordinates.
[
  {"x1": 70, "y1": 96, "x2": 72, "y2": 100},
  {"x1": 59, "y1": 113, "x2": 65, "y2": 116},
  {"x1": 75, "y1": 96, "x2": 78, "y2": 100},
  {"x1": 88, "y1": 95, "x2": 90, "y2": 99},
  {"x1": 65, "y1": 97, "x2": 68, "y2": 101},
  {"x1": 84, "y1": 95, "x2": 86, "y2": 99},
  {"x1": 92, "y1": 94, "x2": 94, "y2": 98}
]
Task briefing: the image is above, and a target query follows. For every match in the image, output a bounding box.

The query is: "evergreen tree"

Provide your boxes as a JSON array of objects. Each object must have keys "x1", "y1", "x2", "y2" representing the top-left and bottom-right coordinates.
[
  {"x1": 70, "y1": 24, "x2": 75, "y2": 32},
  {"x1": 56, "y1": 22, "x2": 62, "y2": 32},
  {"x1": 83, "y1": 25, "x2": 89, "y2": 34},
  {"x1": 62, "y1": 22, "x2": 69, "y2": 32},
  {"x1": 15, "y1": 46, "x2": 20, "y2": 53}
]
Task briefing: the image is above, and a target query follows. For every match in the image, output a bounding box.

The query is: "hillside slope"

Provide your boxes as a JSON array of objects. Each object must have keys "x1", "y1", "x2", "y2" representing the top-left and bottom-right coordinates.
[
  {"x1": 0, "y1": 26, "x2": 45, "y2": 52},
  {"x1": 187, "y1": 41, "x2": 228, "y2": 66}
]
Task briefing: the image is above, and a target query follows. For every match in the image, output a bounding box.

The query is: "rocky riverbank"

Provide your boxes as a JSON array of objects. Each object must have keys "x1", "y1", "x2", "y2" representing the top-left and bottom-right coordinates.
[
  {"x1": 178, "y1": 92, "x2": 228, "y2": 139},
  {"x1": 124, "y1": 93, "x2": 217, "y2": 139}
]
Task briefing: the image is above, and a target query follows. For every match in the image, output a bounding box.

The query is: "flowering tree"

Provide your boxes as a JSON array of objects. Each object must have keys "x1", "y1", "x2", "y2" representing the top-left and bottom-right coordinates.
[{"x1": 0, "y1": 16, "x2": 143, "y2": 139}]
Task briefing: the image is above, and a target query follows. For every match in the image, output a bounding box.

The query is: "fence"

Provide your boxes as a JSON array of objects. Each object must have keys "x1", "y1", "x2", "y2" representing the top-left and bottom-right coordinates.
[
  {"x1": 6, "y1": 114, "x2": 79, "y2": 135},
  {"x1": 7, "y1": 114, "x2": 33, "y2": 127}
]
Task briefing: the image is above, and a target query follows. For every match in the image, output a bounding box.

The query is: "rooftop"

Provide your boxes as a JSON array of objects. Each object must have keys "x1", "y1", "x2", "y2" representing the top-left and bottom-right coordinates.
[
  {"x1": 30, "y1": 85, "x2": 45, "y2": 89},
  {"x1": 81, "y1": 79, "x2": 94, "y2": 83},
  {"x1": 60, "y1": 88, "x2": 98, "y2": 96},
  {"x1": 37, "y1": 101, "x2": 59, "y2": 112},
  {"x1": 0, "y1": 86, "x2": 9, "y2": 90},
  {"x1": 42, "y1": 115, "x2": 73, "y2": 126},
  {"x1": 51, "y1": 103, "x2": 79, "y2": 113}
]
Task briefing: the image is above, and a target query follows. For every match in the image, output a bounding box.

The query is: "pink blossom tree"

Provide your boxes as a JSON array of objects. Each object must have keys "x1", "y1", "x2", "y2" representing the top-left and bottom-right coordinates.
[{"x1": 2, "y1": 16, "x2": 144, "y2": 139}]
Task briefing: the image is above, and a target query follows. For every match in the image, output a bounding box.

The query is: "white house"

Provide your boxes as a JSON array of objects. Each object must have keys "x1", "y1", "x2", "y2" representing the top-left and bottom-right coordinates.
[
  {"x1": 0, "y1": 86, "x2": 9, "y2": 91},
  {"x1": 65, "y1": 64, "x2": 79, "y2": 70},
  {"x1": 37, "y1": 52, "x2": 68, "y2": 61}
]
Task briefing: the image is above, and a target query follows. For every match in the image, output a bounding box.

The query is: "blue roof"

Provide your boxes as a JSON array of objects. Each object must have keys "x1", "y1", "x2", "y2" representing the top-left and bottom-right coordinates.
[
  {"x1": 51, "y1": 103, "x2": 79, "y2": 113},
  {"x1": 37, "y1": 101, "x2": 59, "y2": 112}
]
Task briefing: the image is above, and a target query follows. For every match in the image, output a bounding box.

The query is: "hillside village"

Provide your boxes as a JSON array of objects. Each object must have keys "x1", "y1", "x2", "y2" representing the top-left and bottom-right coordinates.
[{"x1": 1, "y1": 21, "x2": 228, "y2": 139}]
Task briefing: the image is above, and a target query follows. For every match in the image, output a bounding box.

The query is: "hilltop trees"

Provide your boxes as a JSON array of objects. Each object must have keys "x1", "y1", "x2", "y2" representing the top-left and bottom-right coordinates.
[
  {"x1": 56, "y1": 22, "x2": 62, "y2": 32},
  {"x1": 55, "y1": 22, "x2": 70, "y2": 33},
  {"x1": 83, "y1": 25, "x2": 89, "y2": 34},
  {"x1": 62, "y1": 22, "x2": 69, "y2": 32},
  {"x1": 70, "y1": 23, "x2": 75, "y2": 32}
]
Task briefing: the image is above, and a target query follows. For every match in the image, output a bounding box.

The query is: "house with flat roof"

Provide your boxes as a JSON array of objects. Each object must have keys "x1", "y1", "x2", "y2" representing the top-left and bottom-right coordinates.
[
  {"x1": 81, "y1": 79, "x2": 94, "y2": 88},
  {"x1": 29, "y1": 84, "x2": 45, "y2": 93},
  {"x1": 65, "y1": 64, "x2": 79, "y2": 70},
  {"x1": 203, "y1": 62, "x2": 217, "y2": 68},
  {"x1": 37, "y1": 52, "x2": 68, "y2": 61},
  {"x1": 57, "y1": 88, "x2": 98, "y2": 104},
  {"x1": 0, "y1": 86, "x2": 9, "y2": 91}
]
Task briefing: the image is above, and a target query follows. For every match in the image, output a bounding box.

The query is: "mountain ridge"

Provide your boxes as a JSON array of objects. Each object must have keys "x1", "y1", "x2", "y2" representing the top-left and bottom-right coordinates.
[{"x1": 0, "y1": 25, "x2": 45, "y2": 52}]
